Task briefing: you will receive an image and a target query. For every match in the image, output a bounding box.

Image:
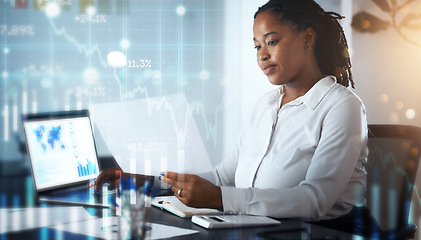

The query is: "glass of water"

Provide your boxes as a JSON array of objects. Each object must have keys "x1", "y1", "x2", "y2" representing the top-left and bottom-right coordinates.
[{"x1": 119, "y1": 175, "x2": 150, "y2": 239}]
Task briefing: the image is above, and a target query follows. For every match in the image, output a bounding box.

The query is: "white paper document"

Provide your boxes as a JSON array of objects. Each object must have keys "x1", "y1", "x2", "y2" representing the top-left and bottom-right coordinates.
[
  {"x1": 0, "y1": 206, "x2": 97, "y2": 234},
  {"x1": 51, "y1": 216, "x2": 199, "y2": 239},
  {"x1": 90, "y1": 94, "x2": 212, "y2": 176}
]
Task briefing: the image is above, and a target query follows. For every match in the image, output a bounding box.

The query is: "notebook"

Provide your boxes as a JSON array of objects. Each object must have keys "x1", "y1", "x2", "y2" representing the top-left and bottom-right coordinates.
[
  {"x1": 151, "y1": 196, "x2": 220, "y2": 218},
  {"x1": 22, "y1": 110, "x2": 114, "y2": 207}
]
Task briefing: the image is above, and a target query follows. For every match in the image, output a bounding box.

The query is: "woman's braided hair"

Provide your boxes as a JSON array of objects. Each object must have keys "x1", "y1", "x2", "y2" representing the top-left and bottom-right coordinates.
[{"x1": 254, "y1": 0, "x2": 355, "y2": 88}]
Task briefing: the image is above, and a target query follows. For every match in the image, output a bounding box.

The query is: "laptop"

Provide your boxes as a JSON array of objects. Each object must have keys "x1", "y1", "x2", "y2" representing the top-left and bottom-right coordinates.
[{"x1": 22, "y1": 110, "x2": 114, "y2": 207}]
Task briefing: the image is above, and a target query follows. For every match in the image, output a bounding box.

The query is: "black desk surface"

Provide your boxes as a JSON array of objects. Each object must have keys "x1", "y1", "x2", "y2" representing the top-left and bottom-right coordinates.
[
  {"x1": 1, "y1": 207, "x2": 358, "y2": 240},
  {"x1": 0, "y1": 159, "x2": 360, "y2": 240}
]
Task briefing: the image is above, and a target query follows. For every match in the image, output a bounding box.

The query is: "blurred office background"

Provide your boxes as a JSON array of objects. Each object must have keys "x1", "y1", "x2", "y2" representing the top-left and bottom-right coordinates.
[{"x1": 1, "y1": 0, "x2": 421, "y2": 238}]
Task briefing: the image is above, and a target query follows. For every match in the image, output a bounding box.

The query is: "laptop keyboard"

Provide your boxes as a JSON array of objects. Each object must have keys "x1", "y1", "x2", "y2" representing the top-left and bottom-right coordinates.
[{"x1": 41, "y1": 183, "x2": 116, "y2": 206}]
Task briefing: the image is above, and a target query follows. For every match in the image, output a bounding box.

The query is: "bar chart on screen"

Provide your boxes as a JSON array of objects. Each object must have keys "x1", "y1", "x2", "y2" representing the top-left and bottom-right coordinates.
[{"x1": 77, "y1": 159, "x2": 97, "y2": 177}]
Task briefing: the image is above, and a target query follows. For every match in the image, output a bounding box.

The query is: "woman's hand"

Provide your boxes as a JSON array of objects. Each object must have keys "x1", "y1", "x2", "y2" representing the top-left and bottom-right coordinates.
[
  {"x1": 159, "y1": 171, "x2": 223, "y2": 210},
  {"x1": 94, "y1": 167, "x2": 153, "y2": 194},
  {"x1": 94, "y1": 167, "x2": 123, "y2": 193}
]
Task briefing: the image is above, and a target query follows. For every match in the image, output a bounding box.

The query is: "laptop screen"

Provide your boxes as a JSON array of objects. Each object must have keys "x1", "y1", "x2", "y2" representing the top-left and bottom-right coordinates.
[{"x1": 22, "y1": 111, "x2": 100, "y2": 191}]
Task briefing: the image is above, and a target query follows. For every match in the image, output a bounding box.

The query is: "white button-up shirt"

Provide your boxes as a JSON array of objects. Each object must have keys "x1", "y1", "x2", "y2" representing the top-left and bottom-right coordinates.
[{"x1": 201, "y1": 76, "x2": 368, "y2": 220}]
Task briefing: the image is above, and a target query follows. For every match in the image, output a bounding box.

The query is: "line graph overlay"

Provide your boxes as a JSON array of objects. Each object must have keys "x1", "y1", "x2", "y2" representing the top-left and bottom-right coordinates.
[
  {"x1": 1, "y1": 0, "x2": 226, "y2": 170},
  {"x1": 49, "y1": 20, "x2": 109, "y2": 68},
  {"x1": 122, "y1": 86, "x2": 227, "y2": 147},
  {"x1": 368, "y1": 147, "x2": 421, "y2": 209},
  {"x1": 90, "y1": 93, "x2": 214, "y2": 176}
]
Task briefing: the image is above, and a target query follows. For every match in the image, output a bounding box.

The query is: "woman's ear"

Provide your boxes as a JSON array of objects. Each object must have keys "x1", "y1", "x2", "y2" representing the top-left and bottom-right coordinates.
[{"x1": 304, "y1": 27, "x2": 316, "y2": 48}]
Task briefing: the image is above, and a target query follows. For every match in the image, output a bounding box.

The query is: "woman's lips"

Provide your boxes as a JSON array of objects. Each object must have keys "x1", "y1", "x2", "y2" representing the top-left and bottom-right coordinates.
[{"x1": 262, "y1": 65, "x2": 276, "y2": 75}]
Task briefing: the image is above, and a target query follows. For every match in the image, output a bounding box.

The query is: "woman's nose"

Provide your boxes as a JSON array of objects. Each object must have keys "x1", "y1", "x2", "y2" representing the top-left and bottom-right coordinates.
[{"x1": 258, "y1": 47, "x2": 270, "y2": 61}]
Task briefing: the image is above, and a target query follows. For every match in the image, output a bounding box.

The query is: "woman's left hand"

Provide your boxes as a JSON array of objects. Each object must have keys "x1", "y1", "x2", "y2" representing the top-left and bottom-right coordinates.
[{"x1": 159, "y1": 171, "x2": 223, "y2": 210}]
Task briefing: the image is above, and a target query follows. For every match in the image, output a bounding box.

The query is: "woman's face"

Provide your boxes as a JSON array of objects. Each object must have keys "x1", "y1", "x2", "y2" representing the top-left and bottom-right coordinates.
[{"x1": 253, "y1": 11, "x2": 310, "y2": 86}]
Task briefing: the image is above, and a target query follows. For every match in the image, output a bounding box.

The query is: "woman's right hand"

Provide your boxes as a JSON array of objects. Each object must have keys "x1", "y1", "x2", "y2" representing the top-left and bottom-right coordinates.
[
  {"x1": 94, "y1": 167, "x2": 123, "y2": 194},
  {"x1": 93, "y1": 167, "x2": 154, "y2": 194}
]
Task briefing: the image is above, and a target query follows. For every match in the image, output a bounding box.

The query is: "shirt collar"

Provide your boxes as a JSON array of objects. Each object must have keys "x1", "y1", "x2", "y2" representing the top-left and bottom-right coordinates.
[
  {"x1": 268, "y1": 75, "x2": 337, "y2": 110},
  {"x1": 302, "y1": 75, "x2": 336, "y2": 110}
]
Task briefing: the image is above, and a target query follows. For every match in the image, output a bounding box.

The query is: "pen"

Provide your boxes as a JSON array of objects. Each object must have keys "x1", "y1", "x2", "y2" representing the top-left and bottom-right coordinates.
[
  {"x1": 144, "y1": 181, "x2": 150, "y2": 195},
  {"x1": 150, "y1": 187, "x2": 160, "y2": 198}
]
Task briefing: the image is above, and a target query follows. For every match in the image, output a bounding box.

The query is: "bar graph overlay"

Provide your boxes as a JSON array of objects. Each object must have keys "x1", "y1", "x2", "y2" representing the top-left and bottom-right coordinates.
[{"x1": 77, "y1": 159, "x2": 97, "y2": 177}]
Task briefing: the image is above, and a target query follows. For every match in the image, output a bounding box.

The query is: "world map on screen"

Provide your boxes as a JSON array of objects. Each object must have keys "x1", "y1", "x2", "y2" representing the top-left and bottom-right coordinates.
[{"x1": 33, "y1": 125, "x2": 66, "y2": 153}]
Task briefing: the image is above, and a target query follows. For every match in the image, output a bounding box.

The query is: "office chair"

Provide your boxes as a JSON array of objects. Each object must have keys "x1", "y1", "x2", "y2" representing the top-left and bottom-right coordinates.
[{"x1": 366, "y1": 124, "x2": 421, "y2": 239}]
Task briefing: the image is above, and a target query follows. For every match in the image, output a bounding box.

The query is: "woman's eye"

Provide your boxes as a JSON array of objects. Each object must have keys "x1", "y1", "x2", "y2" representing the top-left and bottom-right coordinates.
[
  {"x1": 254, "y1": 45, "x2": 261, "y2": 50},
  {"x1": 268, "y1": 40, "x2": 278, "y2": 46}
]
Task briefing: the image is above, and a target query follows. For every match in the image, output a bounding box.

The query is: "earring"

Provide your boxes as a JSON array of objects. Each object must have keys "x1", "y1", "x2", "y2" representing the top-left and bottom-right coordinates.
[{"x1": 308, "y1": 46, "x2": 311, "y2": 50}]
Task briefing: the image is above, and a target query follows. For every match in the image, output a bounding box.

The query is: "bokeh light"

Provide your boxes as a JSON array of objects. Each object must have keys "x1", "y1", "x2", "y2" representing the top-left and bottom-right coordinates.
[
  {"x1": 389, "y1": 112, "x2": 399, "y2": 124},
  {"x1": 107, "y1": 51, "x2": 127, "y2": 68},
  {"x1": 153, "y1": 70, "x2": 161, "y2": 79},
  {"x1": 83, "y1": 68, "x2": 99, "y2": 84},
  {"x1": 86, "y1": 6, "x2": 96, "y2": 16},
  {"x1": 395, "y1": 101, "x2": 404, "y2": 110},
  {"x1": 41, "y1": 78, "x2": 51, "y2": 88},
  {"x1": 200, "y1": 71, "x2": 210, "y2": 80},
  {"x1": 406, "y1": 108, "x2": 416, "y2": 119},
  {"x1": 143, "y1": 69, "x2": 154, "y2": 78},
  {"x1": 176, "y1": 6, "x2": 186, "y2": 16},
  {"x1": 120, "y1": 40, "x2": 130, "y2": 49},
  {"x1": 380, "y1": 94, "x2": 389, "y2": 103},
  {"x1": 45, "y1": 2, "x2": 60, "y2": 18}
]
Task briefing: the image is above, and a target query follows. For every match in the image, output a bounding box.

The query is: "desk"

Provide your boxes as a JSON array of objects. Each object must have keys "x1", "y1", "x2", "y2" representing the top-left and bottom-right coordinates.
[
  {"x1": 0, "y1": 159, "x2": 359, "y2": 240},
  {"x1": 1, "y1": 208, "x2": 358, "y2": 240}
]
